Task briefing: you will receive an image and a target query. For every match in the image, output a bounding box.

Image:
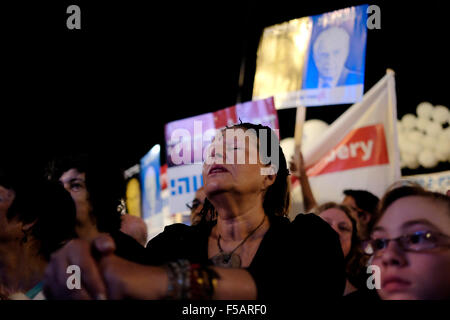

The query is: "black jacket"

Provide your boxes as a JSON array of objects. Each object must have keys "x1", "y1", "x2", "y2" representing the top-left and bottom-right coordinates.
[{"x1": 143, "y1": 213, "x2": 345, "y2": 300}]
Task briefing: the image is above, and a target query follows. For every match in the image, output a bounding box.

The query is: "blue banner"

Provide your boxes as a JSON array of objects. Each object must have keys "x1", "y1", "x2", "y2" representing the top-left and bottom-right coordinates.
[
  {"x1": 302, "y1": 5, "x2": 368, "y2": 91},
  {"x1": 253, "y1": 5, "x2": 369, "y2": 108},
  {"x1": 140, "y1": 144, "x2": 162, "y2": 219}
]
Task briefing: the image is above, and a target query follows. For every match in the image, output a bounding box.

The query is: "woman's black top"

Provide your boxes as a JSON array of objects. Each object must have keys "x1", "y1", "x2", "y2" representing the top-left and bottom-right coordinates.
[
  {"x1": 143, "y1": 213, "x2": 346, "y2": 300},
  {"x1": 110, "y1": 230, "x2": 149, "y2": 264}
]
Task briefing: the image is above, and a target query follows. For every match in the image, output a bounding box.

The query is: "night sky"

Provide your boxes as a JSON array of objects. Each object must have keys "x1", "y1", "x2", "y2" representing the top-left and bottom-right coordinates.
[{"x1": 3, "y1": 0, "x2": 449, "y2": 176}]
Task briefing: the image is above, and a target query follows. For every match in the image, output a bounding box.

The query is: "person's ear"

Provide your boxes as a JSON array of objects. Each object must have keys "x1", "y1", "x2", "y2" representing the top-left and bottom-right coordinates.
[
  {"x1": 262, "y1": 165, "x2": 277, "y2": 190},
  {"x1": 360, "y1": 212, "x2": 372, "y2": 225},
  {"x1": 19, "y1": 220, "x2": 37, "y2": 244},
  {"x1": 21, "y1": 220, "x2": 37, "y2": 233},
  {"x1": 260, "y1": 163, "x2": 278, "y2": 176}
]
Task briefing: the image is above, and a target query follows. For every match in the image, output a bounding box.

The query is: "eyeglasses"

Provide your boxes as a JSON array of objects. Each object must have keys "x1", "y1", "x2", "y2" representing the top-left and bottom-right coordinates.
[
  {"x1": 186, "y1": 199, "x2": 203, "y2": 211},
  {"x1": 362, "y1": 230, "x2": 450, "y2": 256}
]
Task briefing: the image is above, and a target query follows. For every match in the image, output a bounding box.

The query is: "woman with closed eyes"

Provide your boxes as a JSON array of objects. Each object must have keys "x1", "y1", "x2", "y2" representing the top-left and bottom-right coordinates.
[{"x1": 43, "y1": 123, "x2": 345, "y2": 300}]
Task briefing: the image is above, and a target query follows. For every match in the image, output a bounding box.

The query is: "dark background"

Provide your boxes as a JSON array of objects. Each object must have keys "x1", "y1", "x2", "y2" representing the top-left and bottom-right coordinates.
[{"x1": 3, "y1": 0, "x2": 449, "y2": 175}]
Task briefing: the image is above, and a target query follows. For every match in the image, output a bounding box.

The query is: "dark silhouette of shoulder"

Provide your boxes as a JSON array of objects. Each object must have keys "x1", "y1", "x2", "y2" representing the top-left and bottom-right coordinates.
[
  {"x1": 110, "y1": 230, "x2": 149, "y2": 264},
  {"x1": 144, "y1": 222, "x2": 212, "y2": 265}
]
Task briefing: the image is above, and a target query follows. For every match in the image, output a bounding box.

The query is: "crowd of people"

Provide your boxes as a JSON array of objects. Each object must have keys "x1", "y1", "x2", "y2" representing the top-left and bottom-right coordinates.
[{"x1": 1, "y1": 123, "x2": 449, "y2": 300}]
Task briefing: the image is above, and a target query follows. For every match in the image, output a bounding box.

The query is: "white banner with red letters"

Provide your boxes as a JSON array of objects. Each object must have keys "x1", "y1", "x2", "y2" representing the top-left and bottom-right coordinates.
[{"x1": 291, "y1": 71, "x2": 400, "y2": 212}]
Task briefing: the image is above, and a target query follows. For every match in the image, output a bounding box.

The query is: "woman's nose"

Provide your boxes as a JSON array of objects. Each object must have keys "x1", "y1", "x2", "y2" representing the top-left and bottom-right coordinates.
[
  {"x1": 380, "y1": 240, "x2": 408, "y2": 268},
  {"x1": 62, "y1": 183, "x2": 71, "y2": 193},
  {"x1": 211, "y1": 144, "x2": 224, "y2": 160}
]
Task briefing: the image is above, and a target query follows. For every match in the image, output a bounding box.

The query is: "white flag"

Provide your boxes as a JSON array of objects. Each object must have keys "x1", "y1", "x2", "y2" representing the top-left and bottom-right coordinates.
[{"x1": 293, "y1": 70, "x2": 400, "y2": 210}]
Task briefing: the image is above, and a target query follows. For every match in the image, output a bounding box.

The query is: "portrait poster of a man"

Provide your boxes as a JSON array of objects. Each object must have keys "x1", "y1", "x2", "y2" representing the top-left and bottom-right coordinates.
[
  {"x1": 302, "y1": 6, "x2": 368, "y2": 91},
  {"x1": 253, "y1": 5, "x2": 368, "y2": 108}
]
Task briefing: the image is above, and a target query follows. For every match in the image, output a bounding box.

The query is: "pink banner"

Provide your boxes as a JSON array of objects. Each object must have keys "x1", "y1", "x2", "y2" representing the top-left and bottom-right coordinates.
[{"x1": 164, "y1": 97, "x2": 278, "y2": 167}]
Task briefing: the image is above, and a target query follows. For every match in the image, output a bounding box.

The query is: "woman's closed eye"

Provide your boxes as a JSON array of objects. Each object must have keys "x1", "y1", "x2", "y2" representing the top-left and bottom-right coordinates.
[
  {"x1": 70, "y1": 182, "x2": 84, "y2": 191},
  {"x1": 338, "y1": 223, "x2": 351, "y2": 233}
]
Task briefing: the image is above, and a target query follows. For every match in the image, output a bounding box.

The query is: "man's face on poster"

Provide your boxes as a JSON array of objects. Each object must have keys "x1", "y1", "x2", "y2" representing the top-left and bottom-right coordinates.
[{"x1": 313, "y1": 27, "x2": 350, "y2": 81}]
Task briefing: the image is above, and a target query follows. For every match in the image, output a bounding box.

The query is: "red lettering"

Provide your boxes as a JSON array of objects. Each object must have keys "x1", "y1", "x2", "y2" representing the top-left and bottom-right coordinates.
[{"x1": 306, "y1": 124, "x2": 389, "y2": 177}]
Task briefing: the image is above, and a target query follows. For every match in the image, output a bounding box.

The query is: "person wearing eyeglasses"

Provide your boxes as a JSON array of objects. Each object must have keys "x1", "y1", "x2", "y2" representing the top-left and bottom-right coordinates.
[
  {"x1": 362, "y1": 185, "x2": 450, "y2": 300},
  {"x1": 186, "y1": 186, "x2": 207, "y2": 226},
  {"x1": 45, "y1": 153, "x2": 148, "y2": 264}
]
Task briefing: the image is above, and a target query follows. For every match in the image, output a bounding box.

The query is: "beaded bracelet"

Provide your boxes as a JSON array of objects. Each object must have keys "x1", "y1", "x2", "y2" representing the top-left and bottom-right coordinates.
[
  {"x1": 164, "y1": 260, "x2": 190, "y2": 299},
  {"x1": 164, "y1": 260, "x2": 220, "y2": 300}
]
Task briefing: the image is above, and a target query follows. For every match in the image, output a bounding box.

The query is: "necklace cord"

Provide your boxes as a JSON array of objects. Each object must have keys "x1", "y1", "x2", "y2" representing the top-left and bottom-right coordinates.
[{"x1": 217, "y1": 215, "x2": 266, "y2": 255}]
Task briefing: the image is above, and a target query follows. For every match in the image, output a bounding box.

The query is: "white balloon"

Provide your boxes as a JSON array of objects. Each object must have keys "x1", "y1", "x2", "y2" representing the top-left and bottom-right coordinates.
[
  {"x1": 407, "y1": 130, "x2": 424, "y2": 144},
  {"x1": 403, "y1": 140, "x2": 422, "y2": 156},
  {"x1": 437, "y1": 136, "x2": 450, "y2": 153},
  {"x1": 421, "y1": 135, "x2": 437, "y2": 150},
  {"x1": 416, "y1": 102, "x2": 434, "y2": 119},
  {"x1": 431, "y1": 105, "x2": 449, "y2": 124},
  {"x1": 434, "y1": 148, "x2": 449, "y2": 162},
  {"x1": 398, "y1": 132, "x2": 408, "y2": 152},
  {"x1": 440, "y1": 127, "x2": 450, "y2": 141},
  {"x1": 396, "y1": 120, "x2": 404, "y2": 133},
  {"x1": 416, "y1": 118, "x2": 431, "y2": 132},
  {"x1": 425, "y1": 121, "x2": 443, "y2": 137},
  {"x1": 400, "y1": 158, "x2": 406, "y2": 168},
  {"x1": 402, "y1": 152, "x2": 419, "y2": 170},
  {"x1": 302, "y1": 119, "x2": 329, "y2": 153},
  {"x1": 303, "y1": 119, "x2": 329, "y2": 136},
  {"x1": 401, "y1": 114, "x2": 417, "y2": 130},
  {"x1": 418, "y1": 149, "x2": 438, "y2": 168},
  {"x1": 434, "y1": 132, "x2": 450, "y2": 162},
  {"x1": 280, "y1": 119, "x2": 330, "y2": 163},
  {"x1": 280, "y1": 137, "x2": 296, "y2": 163},
  {"x1": 288, "y1": 184, "x2": 304, "y2": 220}
]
